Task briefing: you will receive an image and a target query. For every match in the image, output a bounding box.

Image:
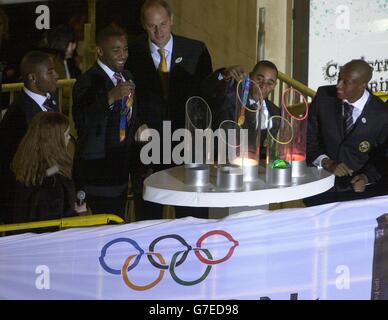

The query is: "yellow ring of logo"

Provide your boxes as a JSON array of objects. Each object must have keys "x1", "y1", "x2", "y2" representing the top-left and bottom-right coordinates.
[{"x1": 122, "y1": 253, "x2": 166, "y2": 291}]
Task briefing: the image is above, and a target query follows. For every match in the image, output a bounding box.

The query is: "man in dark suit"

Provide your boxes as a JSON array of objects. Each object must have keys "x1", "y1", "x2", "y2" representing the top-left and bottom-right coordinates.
[
  {"x1": 0, "y1": 50, "x2": 59, "y2": 223},
  {"x1": 72, "y1": 25, "x2": 143, "y2": 219},
  {"x1": 304, "y1": 59, "x2": 388, "y2": 206},
  {"x1": 202, "y1": 60, "x2": 281, "y2": 159},
  {"x1": 126, "y1": 0, "x2": 213, "y2": 221}
]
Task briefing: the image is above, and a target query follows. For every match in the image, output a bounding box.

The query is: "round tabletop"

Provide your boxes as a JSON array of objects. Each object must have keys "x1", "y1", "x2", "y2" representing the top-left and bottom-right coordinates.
[{"x1": 143, "y1": 165, "x2": 335, "y2": 208}]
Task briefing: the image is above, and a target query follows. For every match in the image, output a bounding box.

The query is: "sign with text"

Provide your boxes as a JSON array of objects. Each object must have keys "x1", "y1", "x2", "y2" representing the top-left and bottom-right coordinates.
[{"x1": 309, "y1": 0, "x2": 388, "y2": 92}]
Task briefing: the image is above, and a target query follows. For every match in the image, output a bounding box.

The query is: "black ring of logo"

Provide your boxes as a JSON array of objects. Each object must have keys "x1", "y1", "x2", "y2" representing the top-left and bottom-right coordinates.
[{"x1": 148, "y1": 235, "x2": 192, "y2": 270}]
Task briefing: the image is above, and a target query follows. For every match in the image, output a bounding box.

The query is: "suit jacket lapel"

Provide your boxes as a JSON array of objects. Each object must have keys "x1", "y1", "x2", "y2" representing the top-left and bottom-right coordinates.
[
  {"x1": 94, "y1": 63, "x2": 115, "y2": 91},
  {"x1": 334, "y1": 98, "x2": 344, "y2": 139},
  {"x1": 139, "y1": 38, "x2": 164, "y2": 96},
  {"x1": 22, "y1": 92, "x2": 44, "y2": 123},
  {"x1": 265, "y1": 99, "x2": 280, "y2": 117},
  {"x1": 349, "y1": 94, "x2": 373, "y2": 135},
  {"x1": 50, "y1": 93, "x2": 59, "y2": 112},
  {"x1": 170, "y1": 35, "x2": 184, "y2": 75},
  {"x1": 95, "y1": 63, "x2": 124, "y2": 112}
]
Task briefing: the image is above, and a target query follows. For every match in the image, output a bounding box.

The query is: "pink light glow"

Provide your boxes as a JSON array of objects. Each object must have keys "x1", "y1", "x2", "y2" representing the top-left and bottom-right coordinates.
[{"x1": 285, "y1": 154, "x2": 306, "y2": 162}]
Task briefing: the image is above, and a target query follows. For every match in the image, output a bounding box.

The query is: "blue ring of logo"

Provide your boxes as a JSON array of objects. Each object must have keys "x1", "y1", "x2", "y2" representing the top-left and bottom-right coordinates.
[{"x1": 99, "y1": 238, "x2": 144, "y2": 275}]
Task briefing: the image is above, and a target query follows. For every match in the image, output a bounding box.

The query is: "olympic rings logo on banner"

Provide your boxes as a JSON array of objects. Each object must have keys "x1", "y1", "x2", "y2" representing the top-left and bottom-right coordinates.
[{"x1": 99, "y1": 230, "x2": 239, "y2": 291}]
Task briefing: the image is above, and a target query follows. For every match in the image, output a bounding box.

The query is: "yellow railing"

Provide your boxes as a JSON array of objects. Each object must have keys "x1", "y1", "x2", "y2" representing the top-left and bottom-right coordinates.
[
  {"x1": 272, "y1": 72, "x2": 387, "y2": 105},
  {"x1": 2, "y1": 79, "x2": 76, "y2": 115},
  {"x1": 269, "y1": 71, "x2": 316, "y2": 107},
  {"x1": 375, "y1": 92, "x2": 388, "y2": 102},
  {"x1": 278, "y1": 71, "x2": 317, "y2": 98},
  {"x1": 2, "y1": 75, "x2": 385, "y2": 113},
  {"x1": 0, "y1": 214, "x2": 124, "y2": 233}
]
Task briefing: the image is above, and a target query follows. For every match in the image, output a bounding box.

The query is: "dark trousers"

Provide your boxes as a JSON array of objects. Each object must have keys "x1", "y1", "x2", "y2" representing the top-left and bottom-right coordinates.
[
  {"x1": 133, "y1": 193, "x2": 164, "y2": 221},
  {"x1": 303, "y1": 181, "x2": 388, "y2": 207},
  {"x1": 87, "y1": 187, "x2": 128, "y2": 219},
  {"x1": 0, "y1": 172, "x2": 15, "y2": 224},
  {"x1": 133, "y1": 196, "x2": 209, "y2": 221},
  {"x1": 175, "y1": 206, "x2": 209, "y2": 219},
  {"x1": 131, "y1": 162, "x2": 209, "y2": 221},
  {"x1": 130, "y1": 156, "x2": 165, "y2": 221}
]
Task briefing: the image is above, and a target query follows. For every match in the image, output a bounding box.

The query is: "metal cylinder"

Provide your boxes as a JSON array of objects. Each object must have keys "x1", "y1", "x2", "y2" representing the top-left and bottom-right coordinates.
[
  {"x1": 242, "y1": 164, "x2": 259, "y2": 182},
  {"x1": 216, "y1": 165, "x2": 244, "y2": 191},
  {"x1": 266, "y1": 167, "x2": 292, "y2": 187},
  {"x1": 292, "y1": 160, "x2": 306, "y2": 178},
  {"x1": 184, "y1": 164, "x2": 210, "y2": 187}
]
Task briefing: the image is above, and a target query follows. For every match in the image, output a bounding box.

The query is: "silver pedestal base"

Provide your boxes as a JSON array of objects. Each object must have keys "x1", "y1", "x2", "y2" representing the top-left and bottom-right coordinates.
[
  {"x1": 184, "y1": 164, "x2": 210, "y2": 187},
  {"x1": 292, "y1": 160, "x2": 307, "y2": 178},
  {"x1": 216, "y1": 165, "x2": 244, "y2": 191},
  {"x1": 266, "y1": 167, "x2": 292, "y2": 186},
  {"x1": 242, "y1": 165, "x2": 259, "y2": 182}
]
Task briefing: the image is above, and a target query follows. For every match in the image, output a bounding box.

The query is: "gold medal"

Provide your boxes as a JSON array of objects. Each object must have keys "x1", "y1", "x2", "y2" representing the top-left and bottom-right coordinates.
[
  {"x1": 238, "y1": 115, "x2": 245, "y2": 126},
  {"x1": 126, "y1": 96, "x2": 133, "y2": 108},
  {"x1": 238, "y1": 107, "x2": 246, "y2": 126}
]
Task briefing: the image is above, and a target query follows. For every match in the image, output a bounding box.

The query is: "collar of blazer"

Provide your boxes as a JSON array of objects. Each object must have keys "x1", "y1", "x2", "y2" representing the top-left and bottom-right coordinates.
[
  {"x1": 351, "y1": 93, "x2": 373, "y2": 128},
  {"x1": 333, "y1": 98, "x2": 345, "y2": 138},
  {"x1": 147, "y1": 33, "x2": 185, "y2": 72},
  {"x1": 94, "y1": 62, "x2": 131, "y2": 90},
  {"x1": 21, "y1": 92, "x2": 46, "y2": 124},
  {"x1": 265, "y1": 99, "x2": 281, "y2": 117},
  {"x1": 338, "y1": 94, "x2": 373, "y2": 139},
  {"x1": 170, "y1": 34, "x2": 186, "y2": 71}
]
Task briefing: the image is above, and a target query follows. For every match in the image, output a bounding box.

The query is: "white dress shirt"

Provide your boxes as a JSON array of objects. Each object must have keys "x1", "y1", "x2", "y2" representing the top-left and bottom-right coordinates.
[
  {"x1": 149, "y1": 35, "x2": 173, "y2": 72},
  {"x1": 261, "y1": 100, "x2": 269, "y2": 130},
  {"x1": 97, "y1": 59, "x2": 124, "y2": 85},
  {"x1": 23, "y1": 87, "x2": 51, "y2": 112},
  {"x1": 343, "y1": 89, "x2": 370, "y2": 124},
  {"x1": 248, "y1": 98, "x2": 269, "y2": 130}
]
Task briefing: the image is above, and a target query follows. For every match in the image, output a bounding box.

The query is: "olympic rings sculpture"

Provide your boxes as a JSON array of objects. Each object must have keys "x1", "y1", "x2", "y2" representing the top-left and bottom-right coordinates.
[{"x1": 99, "y1": 230, "x2": 239, "y2": 291}]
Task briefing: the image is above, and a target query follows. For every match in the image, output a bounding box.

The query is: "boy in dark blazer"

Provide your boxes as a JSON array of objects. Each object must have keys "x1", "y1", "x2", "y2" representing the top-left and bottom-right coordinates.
[
  {"x1": 304, "y1": 59, "x2": 388, "y2": 206},
  {"x1": 0, "y1": 51, "x2": 59, "y2": 223},
  {"x1": 72, "y1": 25, "x2": 143, "y2": 218}
]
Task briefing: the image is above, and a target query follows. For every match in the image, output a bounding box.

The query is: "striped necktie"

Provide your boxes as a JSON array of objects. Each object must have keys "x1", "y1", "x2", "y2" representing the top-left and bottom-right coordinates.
[
  {"x1": 43, "y1": 97, "x2": 55, "y2": 112},
  {"x1": 113, "y1": 72, "x2": 133, "y2": 142},
  {"x1": 343, "y1": 102, "x2": 354, "y2": 136}
]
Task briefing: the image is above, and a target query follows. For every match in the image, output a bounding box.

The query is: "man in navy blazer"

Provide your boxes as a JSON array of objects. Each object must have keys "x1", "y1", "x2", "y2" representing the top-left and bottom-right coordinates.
[
  {"x1": 0, "y1": 50, "x2": 59, "y2": 222},
  {"x1": 72, "y1": 25, "x2": 144, "y2": 218},
  {"x1": 304, "y1": 59, "x2": 388, "y2": 206},
  {"x1": 126, "y1": 0, "x2": 213, "y2": 221}
]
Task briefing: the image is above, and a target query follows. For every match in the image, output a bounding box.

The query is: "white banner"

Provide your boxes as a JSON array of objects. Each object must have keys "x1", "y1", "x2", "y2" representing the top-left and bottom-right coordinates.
[
  {"x1": 1, "y1": 196, "x2": 388, "y2": 300},
  {"x1": 309, "y1": 0, "x2": 388, "y2": 92}
]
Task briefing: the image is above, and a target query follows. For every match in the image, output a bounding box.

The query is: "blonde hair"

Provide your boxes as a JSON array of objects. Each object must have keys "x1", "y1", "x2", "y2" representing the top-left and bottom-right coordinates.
[
  {"x1": 141, "y1": 0, "x2": 172, "y2": 27},
  {"x1": 12, "y1": 112, "x2": 72, "y2": 187}
]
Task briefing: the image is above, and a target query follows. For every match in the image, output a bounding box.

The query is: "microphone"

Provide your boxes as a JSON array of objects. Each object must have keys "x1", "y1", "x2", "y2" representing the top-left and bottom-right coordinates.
[{"x1": 76, "y1": 190, "x2": 86, "y2": 206}]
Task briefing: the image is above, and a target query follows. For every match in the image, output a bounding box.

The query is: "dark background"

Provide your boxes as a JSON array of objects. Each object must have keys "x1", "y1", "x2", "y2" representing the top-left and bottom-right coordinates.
[{"x1": 1, "y1": 0, "x2": 146, "y2": 72}]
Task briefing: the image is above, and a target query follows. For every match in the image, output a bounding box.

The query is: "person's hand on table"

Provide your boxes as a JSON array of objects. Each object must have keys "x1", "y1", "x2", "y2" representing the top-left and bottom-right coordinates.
[
  {"x1": 322, "y1": 158, "x2": 354, "y2": 177},
  {"x1": 351, "y1": 174, "x2": 368, "y2": 193}
]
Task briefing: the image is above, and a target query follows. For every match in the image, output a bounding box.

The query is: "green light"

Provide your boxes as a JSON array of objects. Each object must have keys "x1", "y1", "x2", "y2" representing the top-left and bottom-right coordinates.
[{"x1": 271, "y1": 159, "x2": 290, "y2": 169}]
